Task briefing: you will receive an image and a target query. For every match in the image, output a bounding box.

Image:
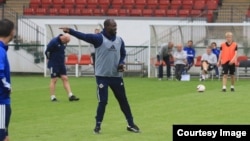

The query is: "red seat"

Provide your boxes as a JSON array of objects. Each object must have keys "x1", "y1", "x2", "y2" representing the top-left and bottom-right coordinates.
[
  {"x1": 142, "y1": 9, "x2": 153, "y2": 17},
  {"x1": 99, "y1": 0, "x2": 110, "y2": 10},
  {"x1": 87, "y1": 0, "x2": 98, "y2": 9},
  {"x1": 82, "y1": 9, "x2": 93, "y2": 16},
  {"x1": 135, "y1": 0, "x2": 146, "y2": 9},
  {"x1": 167, "y1": 9, "x2": 178, "y2": 17},
  {"x1": 79, "y1": 54, "x2": 92, "y2": 65},
  {"x1": 68, "y1": 8, "x2": 75, "y2": 15},
  {"x1": 65, "y1": 54, "x2": 79, "y2": 65},
  {"x1": 107, "y1": 9, "x2": 119, "y2": 16},
  {"x1": 23, "y1": 7, "x2": 35, "y2": 15},
  {"x1": 123, "y1": 0, "x2": 135, "y2": 9},
  {"x1": 246, "y1": 10, "x2": 250, "y2": 17},
  {"x1": 147, "y1": 0, "x2": 158, "y2": 9},
  {"x1": 119, "y1": 9, "x2": 129, "y2": 16},
  {"x1": 194, "y1": 56, "x2": 202, "y2": 67},
  {"x1": 158, "y1": 0, "x2": 169, "y2": 9},
  {"x1": 154, "y1": 9, "x2": 166, "y2": 17},
  {"x1": 190, "y1": 9, "x2": 201, "y2": 17},
  {"x1": 206, "y1": 0, "x2": 218, "y2": 10},
  {"x1": 178, "y1": 9, "x2": 190, "y2": 17},
  {"x1": 41, "y1": 0, "x2": 52, "y2": 8},
  {"x1": 35, "y1": 8, "x2": 47, "y2": 15},
  {"x1": 29, "y1": 0, "x2": 41, "y2": 8},
  {"x1": 48, "y1": 8, "x2": 58, "y2": 15},
  {"x1": 193, "y1": 0, "x2": 205, "y2": 10},
  {"x1": 64, "y1": 0, "x2": 75, "y2": 8},
  {"x1": 73, "y1": 9, "x2": 82, "y2": 15},
  {"x1": 130, "y1": 9, "x2": 142, "y2": 16},
  {"x1": 206, "y1": 10, "x2": 214, "y2": 22},
  {"x1": 182, "y1": 0, "x2": 193, "y2": 10},
  {"x1": 236, "y1": 55, "x2": 248, "y2": 67},
  {"x1": 59, "y1": 8, "x2": 70, "y2": 15},
  {"x1": 112, "y1": 0, "x2": 123, "y2": 9},
  {"x1": 170, "y1": 0, "x2": 182, "y2": 9},
  {"x1": 75, "y1": 0, "x2": 87, "y2": 8},
  {"x1": 53, "y1": 0, "x2": 64, "y2": 8},
  {"x1": 93, "y1": 8, "x2": 105, "y2": 16}
]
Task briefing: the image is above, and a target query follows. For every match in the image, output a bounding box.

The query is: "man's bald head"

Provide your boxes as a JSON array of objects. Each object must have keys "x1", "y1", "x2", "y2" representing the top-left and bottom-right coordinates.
[
  {"x1": 176, "y1": 44, "x2": 183, "y2": 51},
  {"x1": 60, "y1": 33, "x2": 70, "y2": 44}
]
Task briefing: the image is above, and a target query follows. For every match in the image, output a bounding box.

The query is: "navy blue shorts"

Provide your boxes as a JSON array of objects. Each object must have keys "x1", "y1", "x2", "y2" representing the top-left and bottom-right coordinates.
[
  {"x1": 49, "y1": 65, "x2": 67, "y2": 78},
  {"x1": 0, "y1": 104, "x2": 11, "y2": 140}
]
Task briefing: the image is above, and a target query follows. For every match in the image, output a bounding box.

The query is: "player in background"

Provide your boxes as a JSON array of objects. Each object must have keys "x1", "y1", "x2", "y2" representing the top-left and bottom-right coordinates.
[
  {"x1": 45, "y1": 34, "x2": 80, "y2": 102},
  {"x1": 217, "y1": 32, "x2": 237, "y2": 92},
  {"x1": 211, "y1": 42, "x2": 220, "y2": 78},
  {"x1": 183, "y1": 40, "x2": 195, "y2": 73},
  {"x1": 200, "y1": 46, "x2": 217, "y2": 81},
  {"x1": 158, "y1": 42, "x2": 174, "y2": 80},
  {"x1": 173, "y1": 44, "x2": 187, "y2": 81},
  {"x1": 60, "y1": 19, "x2": 140, "y2": 134},
  {"x1": 0, "y1": 19, "x2": 15, "y2": 141}
]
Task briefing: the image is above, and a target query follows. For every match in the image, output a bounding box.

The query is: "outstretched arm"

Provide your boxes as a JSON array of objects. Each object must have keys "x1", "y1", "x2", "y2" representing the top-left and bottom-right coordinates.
[{"x1": 59, "y1": 27, "x2": 103, "y2": 47}]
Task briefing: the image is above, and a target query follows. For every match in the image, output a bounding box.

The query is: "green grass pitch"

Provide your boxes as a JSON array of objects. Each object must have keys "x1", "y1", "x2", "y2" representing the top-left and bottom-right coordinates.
[{"x1": 8, "y1": 75, "x2": 250, "y2": 141}]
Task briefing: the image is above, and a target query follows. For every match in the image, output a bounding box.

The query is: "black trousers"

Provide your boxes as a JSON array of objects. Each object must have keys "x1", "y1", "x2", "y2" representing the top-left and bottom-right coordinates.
[
  {"x1": 95, "y1": 76, "x2": 134, "y2": 127},
  {"x1": 158, "y1": 55, "x2": 171, "y2": 78},
  {"x1": 175, "y1": 64, "x2": 185, "y2": 80}
]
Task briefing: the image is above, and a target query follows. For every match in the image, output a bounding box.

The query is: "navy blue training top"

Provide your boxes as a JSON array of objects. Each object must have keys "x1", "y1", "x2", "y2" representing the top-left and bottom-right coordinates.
[
  {"x1": 45, "y1": 34, "x2": 66, "y2": 68},
  {"x1": 0, "y1": 41, "x2": 11, "y2": 104}
]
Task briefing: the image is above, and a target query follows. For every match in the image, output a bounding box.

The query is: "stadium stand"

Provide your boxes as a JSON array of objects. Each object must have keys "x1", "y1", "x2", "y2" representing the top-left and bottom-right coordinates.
[{"x1": 23, "y1": 0, "x2": 221, "y2": 21}]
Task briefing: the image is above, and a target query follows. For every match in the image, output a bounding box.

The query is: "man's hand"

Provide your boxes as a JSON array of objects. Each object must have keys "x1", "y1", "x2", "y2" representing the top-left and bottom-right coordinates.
[
  {"x1": 59, "y1": 27, "x2": 70, "y2": 33},
  {"x1": 117, "y1": 64, "x2": 125, "y2": 72},
  {"x1": 217, "y1": 61, "x2": 221, "y2": 67},
  {"x1": 1, "y1": 78, "x2": 11, "y2": 95},
  {"x1": 229, "y1": 60, "x2": 235, "y2": 65}
]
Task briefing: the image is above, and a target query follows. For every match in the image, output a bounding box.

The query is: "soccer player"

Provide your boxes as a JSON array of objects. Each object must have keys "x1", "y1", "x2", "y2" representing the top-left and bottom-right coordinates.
[
  {"x1": 173, "y1": 44, "x2": 187, "y2": 81},
  {"x1": 211, "y1": 42, "x2": 220, "y2": 77},
  {"x1": 45, "y1": 34, "x2": 80, "y2": 102},
  {"x1": 59, "y1": 19, "x2": 140, "y2": 134},
  {"x1": 217, "y1": 32, "x2": 237, "y2": 92},
  {"x1": 0, "y1": 19, "x2": 15, "y2": 141},
  {"x1": 158, "y1": 42, "x2": 174, "y2": 80},
  {"x1": 183, "y1": 40, "x2": 195, "y2": 73},
  {"x1": 200, "y1": 46, "x2": 217, "y2": 81}
]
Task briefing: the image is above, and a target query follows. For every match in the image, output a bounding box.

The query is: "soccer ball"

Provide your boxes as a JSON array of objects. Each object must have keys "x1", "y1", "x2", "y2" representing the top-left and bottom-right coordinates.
[{"x1": 197, "y1": 84, "x2": 206, "y2": 92}]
